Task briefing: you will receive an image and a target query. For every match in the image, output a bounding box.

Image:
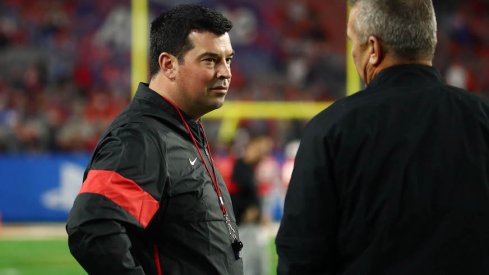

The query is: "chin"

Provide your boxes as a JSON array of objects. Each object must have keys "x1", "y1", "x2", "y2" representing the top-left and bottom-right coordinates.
[
  {"x1": 203, "y1": 100, "x2": 224, "y2": 113},
  {"x1": 213, "y1": 101, "x2": 225, "y2": 109},
  {"x1": 215, "y1": 94, "x2": 226, "y2": 105}
]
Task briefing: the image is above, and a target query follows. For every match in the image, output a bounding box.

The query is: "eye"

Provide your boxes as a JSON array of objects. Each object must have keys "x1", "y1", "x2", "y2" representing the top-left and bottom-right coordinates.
[
  {"x1": 203, "y1": 57, "x2": 217, "y2": 63},
  {"x1": 225, "y1": 57, "x2": 232, "y2": 65}
]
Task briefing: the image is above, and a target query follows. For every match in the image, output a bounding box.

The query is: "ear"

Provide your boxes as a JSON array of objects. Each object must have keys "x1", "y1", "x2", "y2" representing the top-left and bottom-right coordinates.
[
  {"x1": 158, "y1": 52, "x2": 178, "y2": 80},
  {"x1": 367, "y1": 36, "x2": 384, "y2": 66}
]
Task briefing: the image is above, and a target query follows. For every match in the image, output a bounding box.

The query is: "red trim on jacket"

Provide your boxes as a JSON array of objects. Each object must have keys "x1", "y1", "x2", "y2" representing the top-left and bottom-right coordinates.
[
  {"x1": 154, "y1": 245, "x2": 163, "y2": 275},
  {"x1": 80, "y1": 169, "x2": 159, "y2": 228}
]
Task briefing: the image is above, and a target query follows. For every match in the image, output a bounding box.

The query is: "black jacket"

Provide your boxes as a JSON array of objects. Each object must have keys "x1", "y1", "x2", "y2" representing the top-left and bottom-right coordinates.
[
  {"x1": 67, "y1": 83, "x2": 243, "y2": 275},
  {"x1": 276, "y1": 65, "x2": 489, "y2": 275},
  {"x1": 230, "y1": 158, "x2": 261, "y2": 225}
]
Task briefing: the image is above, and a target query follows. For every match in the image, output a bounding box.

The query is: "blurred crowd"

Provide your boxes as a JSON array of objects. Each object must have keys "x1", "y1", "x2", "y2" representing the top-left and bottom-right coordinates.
[
  {"x1": 0, "y1": 0, "x2": 488, "y2": 153},
  {"x1": 0, "y1": 0, "x2": 130, "y2": 152}
]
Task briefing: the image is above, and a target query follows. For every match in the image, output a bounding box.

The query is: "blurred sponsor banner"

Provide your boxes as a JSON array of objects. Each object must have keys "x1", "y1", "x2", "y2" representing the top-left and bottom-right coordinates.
[{"x1": 0, "y1": 154, "x2": 89, "y2": 222}]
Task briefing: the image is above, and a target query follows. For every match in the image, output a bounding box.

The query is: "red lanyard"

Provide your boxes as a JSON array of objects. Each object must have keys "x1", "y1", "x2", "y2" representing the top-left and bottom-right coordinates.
[
  {"x1": 161, "y1": 95, "x2": 242, "y2": 258},
  {"x1": 162, "y1": 97, "x2": 227, "y2": 216}
]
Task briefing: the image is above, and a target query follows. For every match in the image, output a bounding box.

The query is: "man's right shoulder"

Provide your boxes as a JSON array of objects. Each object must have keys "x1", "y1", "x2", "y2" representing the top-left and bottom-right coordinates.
[{"x1": 307, "y1": 90, "x2": 370, "y2": 131}]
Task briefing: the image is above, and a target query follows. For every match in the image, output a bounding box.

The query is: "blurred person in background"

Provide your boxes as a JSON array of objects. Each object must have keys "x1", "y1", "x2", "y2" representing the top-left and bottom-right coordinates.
[
  {"x1": 231, "y1": 135, "x2": 273, "y2": 226},
  {"x1": 230, "y1": 135, "x2": 273, "y2": 275},
  {"x1": 66, "y1": 4, "x2": 243, "y2": 275},
  {"x1": 276, "y1": 0, "x2": 489, "y2": 274}
]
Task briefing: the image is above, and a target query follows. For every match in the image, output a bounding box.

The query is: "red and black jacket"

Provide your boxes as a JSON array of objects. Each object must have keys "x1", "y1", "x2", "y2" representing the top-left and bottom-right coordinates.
[{"x1": 67, "y1": 83, "x2": 243, "y2": 275}]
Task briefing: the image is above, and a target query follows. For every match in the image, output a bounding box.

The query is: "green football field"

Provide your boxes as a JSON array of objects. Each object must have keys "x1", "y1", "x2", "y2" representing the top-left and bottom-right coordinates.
[
  {"x1": 0, "y1": 238, "x2": 277, "y2": 275},
  {"x1": 0, "y1": 239, "x2": 86, "y2": 275}
]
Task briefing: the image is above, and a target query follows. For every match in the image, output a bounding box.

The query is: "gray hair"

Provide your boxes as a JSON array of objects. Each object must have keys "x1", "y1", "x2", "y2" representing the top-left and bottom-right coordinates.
[{"x1": 349, "y1": 0, "x2": 437, "y2": 60}]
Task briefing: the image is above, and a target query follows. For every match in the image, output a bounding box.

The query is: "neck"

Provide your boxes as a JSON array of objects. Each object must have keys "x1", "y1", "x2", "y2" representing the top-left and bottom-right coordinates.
[
  {"x1": 366, "y1": 56, "x2": 432, "y2": 85},
  {"x1": 149, "y1": 76, "x2": 200, "y2": 119},
  {"x1": 149, "y1": 75, "x2": 173, "y2": 101}
]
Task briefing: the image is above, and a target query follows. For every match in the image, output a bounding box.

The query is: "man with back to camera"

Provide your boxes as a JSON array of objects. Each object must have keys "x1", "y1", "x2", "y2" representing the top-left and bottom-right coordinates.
[
  {"x1": 66, "y1": 4, "x2": 244, "y2": 275},
  {"x1": 276, "y1": 0, "x2": 489, "y2": 274}
]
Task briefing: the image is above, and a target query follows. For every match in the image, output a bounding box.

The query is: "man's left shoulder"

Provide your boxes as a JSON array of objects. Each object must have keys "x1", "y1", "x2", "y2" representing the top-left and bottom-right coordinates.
[{"x1": 443, "y1": 85, "x2": 489, "y2": 110}]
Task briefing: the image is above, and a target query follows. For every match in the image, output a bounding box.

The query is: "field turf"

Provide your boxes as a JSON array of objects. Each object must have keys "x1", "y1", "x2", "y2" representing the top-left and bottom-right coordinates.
[
  {"x1": 0, "y1": 239, "x2": 86, "y2": 275},
  {"x1": 0, "y1": 238, "x2": 277, "y2": 275}
]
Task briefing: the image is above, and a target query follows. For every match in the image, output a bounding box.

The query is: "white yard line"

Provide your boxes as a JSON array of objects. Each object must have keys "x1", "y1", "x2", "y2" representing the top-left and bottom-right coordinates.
[{"x1": 0, "y1": 223, "x2": 67, "y2": 240}]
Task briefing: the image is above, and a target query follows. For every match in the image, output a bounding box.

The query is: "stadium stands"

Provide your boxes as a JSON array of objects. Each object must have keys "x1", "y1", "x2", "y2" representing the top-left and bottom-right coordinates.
[{"x1": 0, "y1": 0, "x2": 488, "y2": 153}]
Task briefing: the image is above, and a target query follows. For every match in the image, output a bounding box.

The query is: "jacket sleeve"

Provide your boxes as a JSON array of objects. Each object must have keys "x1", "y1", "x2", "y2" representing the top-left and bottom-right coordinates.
[
  {"x1": 275, "y1": 122, "x2": 339, "y2": 275},
  {"x1": 68, "y1": 219, "x2": 145, "y2": 275},
  {"x1": 66, "y1": 125, "x2": 165, "y2": 275}
]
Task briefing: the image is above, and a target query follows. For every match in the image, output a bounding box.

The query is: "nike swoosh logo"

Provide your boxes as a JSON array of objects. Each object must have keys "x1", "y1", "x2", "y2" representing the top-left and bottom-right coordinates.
[{"x1": 189, "y1": 157, "x2": 197, "y2": 166}]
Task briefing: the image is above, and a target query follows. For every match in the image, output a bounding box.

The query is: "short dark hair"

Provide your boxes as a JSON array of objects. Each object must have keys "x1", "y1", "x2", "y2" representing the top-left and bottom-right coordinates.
[{"x1": 149, "y1": 4, "x2": 233, "y2": 77}]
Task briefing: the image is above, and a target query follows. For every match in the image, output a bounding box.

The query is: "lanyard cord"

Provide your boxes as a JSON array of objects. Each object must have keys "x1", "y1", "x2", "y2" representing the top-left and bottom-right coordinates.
[
  {"x1": 161, "y1": 97, "x2": 227, "y2": 216},
  {"x1": 157, "y1": 95, "x2": 243, "y2": 257},
  {"x1": 197, "y1": 122, "x2": 240, "y2": 242}
]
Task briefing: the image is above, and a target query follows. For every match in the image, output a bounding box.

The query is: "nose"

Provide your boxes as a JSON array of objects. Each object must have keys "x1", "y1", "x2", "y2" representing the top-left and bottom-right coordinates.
[{"x1": 217, "y1": 62, "x2": 232, "y2": 80}]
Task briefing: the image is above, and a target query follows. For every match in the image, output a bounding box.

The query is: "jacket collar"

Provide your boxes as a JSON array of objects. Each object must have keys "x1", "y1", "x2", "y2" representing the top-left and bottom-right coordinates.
[
  {"x1": 133, "y1": 82, "x2": 203, "y2": 142},
  {"x1": 367, "y1": 64, "x2": 444, "y2": 90}
]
